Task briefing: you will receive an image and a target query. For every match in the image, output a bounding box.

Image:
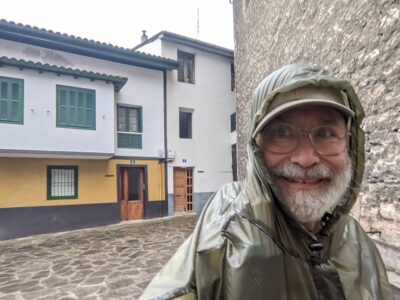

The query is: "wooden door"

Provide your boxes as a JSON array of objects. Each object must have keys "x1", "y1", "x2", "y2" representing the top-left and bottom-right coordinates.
[
  {"x1": 173, "y1": 167, "x2": 193, "y2": 213},
  {"x1": 120, "y1": 167, "x2": 144, "y2": 221}
]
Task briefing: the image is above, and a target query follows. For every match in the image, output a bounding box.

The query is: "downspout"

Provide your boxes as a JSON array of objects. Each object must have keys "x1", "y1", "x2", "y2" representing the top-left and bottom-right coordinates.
[{"x1": 163, "y1": 69, "x2": 169, "y2": 217}]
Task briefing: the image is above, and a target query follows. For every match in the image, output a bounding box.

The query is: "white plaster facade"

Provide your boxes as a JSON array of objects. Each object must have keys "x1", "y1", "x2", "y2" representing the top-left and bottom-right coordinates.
[
  {"x1": 136, "y1": 36, "x2": 236, "y2": 204},
  {"x1": 0, "y1": 39, "x2": 165, "y2": 159}
]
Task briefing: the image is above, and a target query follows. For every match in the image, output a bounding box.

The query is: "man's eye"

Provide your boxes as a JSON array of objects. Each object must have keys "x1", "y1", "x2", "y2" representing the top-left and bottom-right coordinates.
[
  {"x1": 269, "y1": 125, "x2": 292, "y2": 138},
  {"x1": 315, "y1": 127, "x2": 337, "y2": 138}
]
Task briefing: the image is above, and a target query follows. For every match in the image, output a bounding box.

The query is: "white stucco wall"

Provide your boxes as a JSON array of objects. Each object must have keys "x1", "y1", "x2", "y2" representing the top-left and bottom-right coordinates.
[
  {"x1": 135, "y1": 39, "x2": 162, "y2": 57},
  {"x1": 0, "y1": 65, "x2": 115, "y2": 156},
  {"x1": 160, "y1": 41, "x2": 236, "y2": 194},
  {"x1": 0, "y1": 39, "x2": 165, "y2": 158}
]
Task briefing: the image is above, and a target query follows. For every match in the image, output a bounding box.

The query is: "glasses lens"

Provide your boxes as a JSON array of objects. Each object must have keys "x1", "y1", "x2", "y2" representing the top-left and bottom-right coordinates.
[
  {"x1": 260, "y1": 124, "x2": 298, "y2": 154},
  {"x1": 310, "y1": 126, "x2": 347, "y2": 155}
]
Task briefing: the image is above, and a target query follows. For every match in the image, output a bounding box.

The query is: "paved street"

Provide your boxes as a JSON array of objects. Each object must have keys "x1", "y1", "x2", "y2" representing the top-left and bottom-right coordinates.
[{"x1": 0, "y1": 214, "x2": 196, "y2": 300}]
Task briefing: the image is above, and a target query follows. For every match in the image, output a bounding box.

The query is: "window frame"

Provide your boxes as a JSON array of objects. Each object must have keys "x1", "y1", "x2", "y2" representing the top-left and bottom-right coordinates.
[
  {"x1": 117, "y1": 104, "x2": 143, "y2": 149},
  {"x1": 0, "y1": 76, "x2": 24, "y2": 125},
  {"x1": 47, "y1": 166, "x2": 79, "y2": 200},
  {"x1": 56, "y1": 85, "x2": 96, "y2": 130},
  {"x1": 230, "y1": 113, "x2": 236, "y2": 132},
  {"x1": 230, "y1": 62, "x2": 235, "y2": 92},
  {"x1": 179, "y1": 109, "x2": 193, "y2": 139},
  {"x1": 177, "y1": 51, "x2": 195, "y2": 84}
]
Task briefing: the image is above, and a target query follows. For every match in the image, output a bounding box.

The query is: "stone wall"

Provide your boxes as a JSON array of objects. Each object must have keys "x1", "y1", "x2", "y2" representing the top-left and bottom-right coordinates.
[{"x1": 232, "y1": 0, "x2": 399, "y2": 276}]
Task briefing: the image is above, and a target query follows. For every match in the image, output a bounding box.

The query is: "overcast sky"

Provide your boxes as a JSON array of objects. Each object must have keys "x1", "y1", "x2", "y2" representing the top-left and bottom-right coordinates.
[{"x1": 1, "y1": 0, "x2": 234, "y2": 50}]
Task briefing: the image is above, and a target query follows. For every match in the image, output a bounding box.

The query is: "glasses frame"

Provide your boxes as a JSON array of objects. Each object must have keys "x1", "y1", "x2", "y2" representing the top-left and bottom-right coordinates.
[{"x1": 259, "y1": 123, "x2": 351, "y2": 156}]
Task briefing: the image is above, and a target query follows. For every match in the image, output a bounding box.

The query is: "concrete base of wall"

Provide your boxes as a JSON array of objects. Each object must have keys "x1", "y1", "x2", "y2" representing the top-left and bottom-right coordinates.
[
  {"x1": 0, "y1": 203, "x2": 119, "y2": 241},
  {"x1": 167, "y1": 192, "x2": 214, "y2": 216},
  {"x1": 145, "y1": 200, "x2": 168, "y2": 219},
  {"x1": 194, "y1": 192, "x2": 214, "y2": 215}
]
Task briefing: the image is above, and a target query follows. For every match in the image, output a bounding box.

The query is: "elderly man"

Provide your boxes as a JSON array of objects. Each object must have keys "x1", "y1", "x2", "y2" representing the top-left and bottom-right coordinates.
[{"x1": 140, "y1": 64, "x2": 393, "y2": 299}]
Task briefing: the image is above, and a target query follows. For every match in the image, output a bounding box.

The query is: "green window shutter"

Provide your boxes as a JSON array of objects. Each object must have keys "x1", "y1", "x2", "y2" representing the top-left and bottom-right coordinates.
[
  {"x1": 117, "y1": 133, "x2": 142, "y2": 149},
  {"x1": 116, "y1": 105, "x2": 142, "y2": 149},
  {"x1": 0, "y1": 76, "x2": 24, "y2": 124},
  {"x1": 56, "y1": 85, "x2": 95, "y2": 130}
]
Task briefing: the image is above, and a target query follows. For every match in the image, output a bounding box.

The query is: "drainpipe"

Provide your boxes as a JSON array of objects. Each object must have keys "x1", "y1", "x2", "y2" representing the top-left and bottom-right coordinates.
[{"x1": 163, "y1": 69, "x2": 168, "y2": 217}]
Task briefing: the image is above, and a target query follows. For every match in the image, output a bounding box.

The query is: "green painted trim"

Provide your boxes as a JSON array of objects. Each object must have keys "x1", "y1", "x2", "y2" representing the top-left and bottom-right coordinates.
[
  {"x1": 117, "y1": 104, "x2": 142, "y2": 133},
  {"x1": 0, "y1": 20, "x2": 179, "y2": 71},
  {"x1": 138, "y1": 106, "x2": 143, "y2": 133},
  {"x1": 56, "y1": 85, "x2": 96, "y2": 130},
  {"x1": 47, "y1": 165, "x2": 78, "y2": 200},
  {"x1": 0, "y1": 75, "x2": 24, "y2": 124},
  {"x1": 0, "y1": 56, "x2": 127, "y2": 92},
  {"x1": 117, "y1": 133, "x2": 142, "y2": 149}
]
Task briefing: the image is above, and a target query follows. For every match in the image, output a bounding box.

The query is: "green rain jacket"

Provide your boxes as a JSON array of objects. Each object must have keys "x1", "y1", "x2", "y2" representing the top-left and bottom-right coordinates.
[{"x1": 140, "y1": 64, "x2": 393, "y2": 300}]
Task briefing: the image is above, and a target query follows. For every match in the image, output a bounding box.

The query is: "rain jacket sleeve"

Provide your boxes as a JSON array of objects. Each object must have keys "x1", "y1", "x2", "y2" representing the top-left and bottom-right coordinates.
[{"x1": 139, "y1": 183, "x2": 239, "y2": 300}]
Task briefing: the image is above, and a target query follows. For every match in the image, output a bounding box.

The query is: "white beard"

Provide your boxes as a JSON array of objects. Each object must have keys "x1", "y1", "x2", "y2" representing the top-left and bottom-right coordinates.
[{"x1": 270, "y1": 157, "x2": 352, "y2": 223}]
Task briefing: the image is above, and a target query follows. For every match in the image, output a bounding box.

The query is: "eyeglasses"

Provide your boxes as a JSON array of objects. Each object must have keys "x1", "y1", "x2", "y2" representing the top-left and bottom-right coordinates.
[{"x1": 259, "y1": 123, "x2": 350, "y2": 156}]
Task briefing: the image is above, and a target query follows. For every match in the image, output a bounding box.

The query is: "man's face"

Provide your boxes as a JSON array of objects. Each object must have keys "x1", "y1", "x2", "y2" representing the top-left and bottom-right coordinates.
[{"x1": 260, "y1": 105, "x2": 352, "y2": 223}]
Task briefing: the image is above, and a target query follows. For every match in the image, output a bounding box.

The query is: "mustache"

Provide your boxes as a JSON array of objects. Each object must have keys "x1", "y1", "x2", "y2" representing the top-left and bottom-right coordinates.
[{"x1": 269, "y1": 162, "x2": 334, "y2": 179}]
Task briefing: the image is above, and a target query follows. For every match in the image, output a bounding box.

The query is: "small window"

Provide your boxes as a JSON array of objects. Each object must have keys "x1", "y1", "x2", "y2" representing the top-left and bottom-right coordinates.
[
  {"x1": 231, "y1": 144, "x2": 238, "y2": 181},
  {"x1": 117, "y1": 105, "x2": 142, "y2": 149},
  {"x1": 178, "y1": 51, "x2": 195, "y2": 84},
  {"x1": 0, "y1": 76, "x2": 24, "y2": 124},
  {"x1": 47, "y1": 166, "x2": 78, "y2": 200},
  {"x1": 179, "y1": 110, "x2": 192, "y2": 139},
  {"x1": 231, "y1": 63, "x2": 235, "y2": 92},
  {"x1": 230, "y1": 113, "x2": 236, "y2": 132},
  {"x1": 56, "y1": 85, "x2": 96, "y2": 130}
]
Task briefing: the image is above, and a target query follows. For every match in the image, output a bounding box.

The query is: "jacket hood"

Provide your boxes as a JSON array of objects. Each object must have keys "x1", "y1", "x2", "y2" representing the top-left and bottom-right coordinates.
[{"x1": 245, "y1": 63, "x2": 365, "y2": 231}]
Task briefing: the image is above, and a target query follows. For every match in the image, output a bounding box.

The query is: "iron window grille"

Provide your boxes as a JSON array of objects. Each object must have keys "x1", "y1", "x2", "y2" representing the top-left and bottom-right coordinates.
[{"x1": 47, "y1": 166, "x2": 78, "y2": 200}]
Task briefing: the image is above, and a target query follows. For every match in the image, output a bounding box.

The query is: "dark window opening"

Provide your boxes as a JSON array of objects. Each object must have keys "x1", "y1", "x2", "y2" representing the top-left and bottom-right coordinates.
[
  {"x1": 231, "y1": 63, "x2": 235, "y2": 91},
  {"x1": 179, "y1": 111, "x2": 192, "y2": 139},
  {"x1": 230, "y1": 113, "x2": 236, "y2": 132},
  {"x1": 231, "y1": 144, "x2": 238, "y2": 181}
]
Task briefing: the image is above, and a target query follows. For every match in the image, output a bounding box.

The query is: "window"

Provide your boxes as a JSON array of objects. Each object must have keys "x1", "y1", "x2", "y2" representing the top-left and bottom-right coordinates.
[
  {"x1": 117, "y1": 105, "x2": 142, "y2": 149},
  {"x1": 230, "y1": 113, "x2": 236, "y2": 132},
  {"x1": 178, "y1": 51, "x2": 195, "y2": 84},
  {"x1": 47, "y1": 166, "x2": 78, "y2": 199},
  {"x1": 231, "y1": 144, "x2": 238, "y2": 181},
  {"x1": 56, "y1": 85, "x2": 95, "y2": 130},
  {"x1": 0, "y1": 76, "x2": 24, "y2": 124},
  {"x1": 179, "y1": 110, "x2": 192, "y2": 139},
  {"x1": 231, "y1": 63, "x2": 235, "y2": 91}
]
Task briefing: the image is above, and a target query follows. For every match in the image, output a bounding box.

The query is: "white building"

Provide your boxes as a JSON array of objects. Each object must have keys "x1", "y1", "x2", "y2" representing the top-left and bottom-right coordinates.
[
  {"x1": 0, "y1": 21, "x2": 236, "y2": 240},
  {"x1": 134, "y1": 31, "x2": 236, "y2": 214}
]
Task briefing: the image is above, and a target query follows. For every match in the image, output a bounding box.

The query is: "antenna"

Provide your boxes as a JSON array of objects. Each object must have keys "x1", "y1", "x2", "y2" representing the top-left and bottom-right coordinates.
[{"x1": 196, "y1": 0, "x2": 200, "y2": 38}]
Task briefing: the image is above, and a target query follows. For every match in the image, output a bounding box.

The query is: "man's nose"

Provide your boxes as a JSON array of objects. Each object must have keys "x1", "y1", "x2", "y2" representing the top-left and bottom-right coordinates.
[{"x1": 289, "y1": 135, "x2": 320, "y2": 167}]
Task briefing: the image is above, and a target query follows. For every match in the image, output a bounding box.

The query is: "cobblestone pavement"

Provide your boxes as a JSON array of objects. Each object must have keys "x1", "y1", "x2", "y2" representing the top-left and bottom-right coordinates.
[{"x1": 0, "y1": 214, "x2": 197, "y2": 300}]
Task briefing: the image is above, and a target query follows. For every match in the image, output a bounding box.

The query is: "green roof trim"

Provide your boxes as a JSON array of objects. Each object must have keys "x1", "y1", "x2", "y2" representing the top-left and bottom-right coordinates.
[
  {"x1": 0, "y1": 20, "x2": 179, "y2": 71},
  {"x1": 133, "y1": 31, "x2": 234, "y2": 59},
  {"x1": 0, "y1": 56, "x2": 128, "y2": 92}
]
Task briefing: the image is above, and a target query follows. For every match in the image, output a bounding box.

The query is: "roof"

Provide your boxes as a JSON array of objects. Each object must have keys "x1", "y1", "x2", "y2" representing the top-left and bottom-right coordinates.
[
  {"x1": 0, "y1": 56, "x2": 127, "y2": 92},
  {"x1": 0, "y1": 20, "x2": 179, "y2": 71},
  {"x1": 133, "y1": 31, "x2": 234, "y2": 59}
]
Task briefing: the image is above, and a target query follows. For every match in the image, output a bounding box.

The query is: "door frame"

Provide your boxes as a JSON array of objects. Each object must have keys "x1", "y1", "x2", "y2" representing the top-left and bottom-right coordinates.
[
  {"x1": 116, "y1": 164, "x2": 148, "y2": 220},
  {"x1": 173, "y1": 166, "x2": 194, "y2": 213}
]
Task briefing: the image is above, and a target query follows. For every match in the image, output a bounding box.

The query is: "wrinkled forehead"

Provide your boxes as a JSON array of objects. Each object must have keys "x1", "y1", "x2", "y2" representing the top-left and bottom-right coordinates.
[{"x1": 268, "y1": 105, "x2": 347, "y2": 128}]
